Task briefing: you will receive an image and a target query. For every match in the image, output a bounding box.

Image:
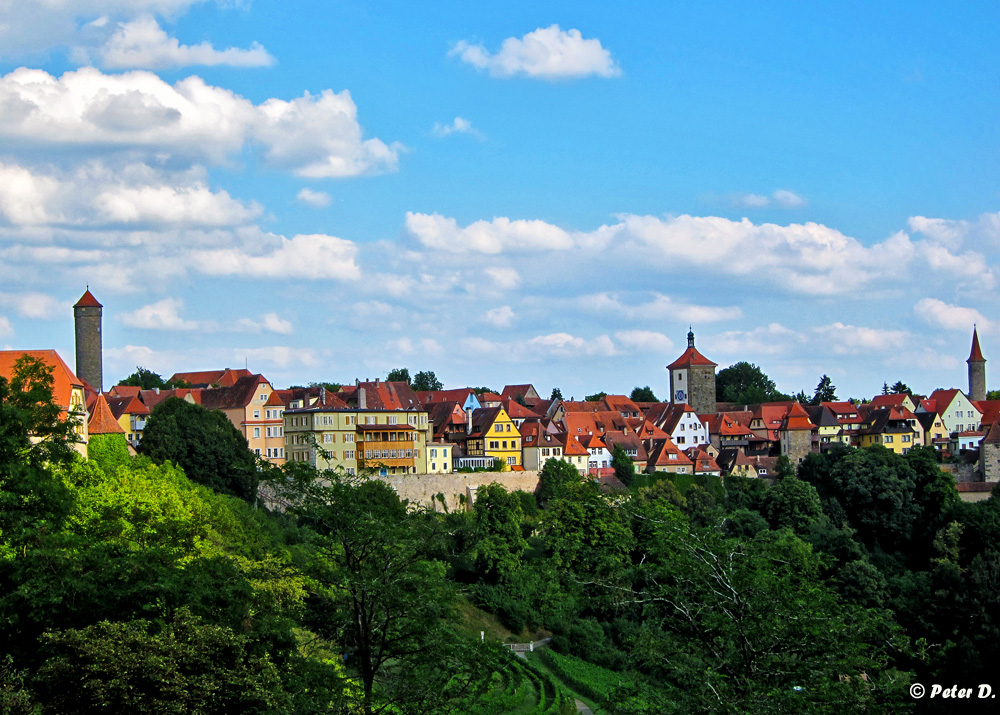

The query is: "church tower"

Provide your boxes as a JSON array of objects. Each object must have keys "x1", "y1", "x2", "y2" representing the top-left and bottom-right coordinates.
[
  {"x1": 74, "y1": 289, "x2": 103, "y2": 392},
  {"x1": 667, "y1": 328, "x2": 717, "y2": 415},
  {"x1": 968, "y1": 326, "x2": 986, "y2": 402}
]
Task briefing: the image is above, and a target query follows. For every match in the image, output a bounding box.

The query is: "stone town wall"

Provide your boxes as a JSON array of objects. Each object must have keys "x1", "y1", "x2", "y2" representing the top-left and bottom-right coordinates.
[
  {"x1": 689, "y1": 365, "x2": 716, "y2": 416},
  {"x1": 375, "y1": 470, "x2": 540, "y2": 512}
]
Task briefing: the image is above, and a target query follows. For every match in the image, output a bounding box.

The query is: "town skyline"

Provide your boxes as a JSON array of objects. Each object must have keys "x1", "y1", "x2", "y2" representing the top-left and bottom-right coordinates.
[{"x1": 1, "y1": 2, "x2": 999, "y2": 399}]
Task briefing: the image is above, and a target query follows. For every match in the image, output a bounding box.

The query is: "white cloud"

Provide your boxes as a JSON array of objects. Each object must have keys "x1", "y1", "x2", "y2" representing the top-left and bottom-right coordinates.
[
  {"x1": 484, "y1": 305, "x2": 515, "y2": 328},
  {"x1": 432, "y1": 116, "x2": 482, "y2": 138},
  {"x1": 405, "y1": 212, "x2": 573, "y2": 253},
  {"x1": 711, "y1": 323, "x2": 799, "y2": 356},
  {"x1": 578, "y1": 292, "x2": 741, "y2": 324},
  {"x1": 97, "y1": 15, "x2": 274, "y2": 69},
  {"x1": 120, "y1": 297, "x2": 198, "y2": 330},
  {"x1": 451, "y1": 25, "x2": 621, "y2": 79},
  {"x1": 909, "y1": 212, "x2": 1000, "y2": 249},
  {"x1": 0, "y1": 68, "x2": 399, "y2": 177},
  {"x1": 733, "y1": 189, "x2": 806, "y2": 208},
  {"x1": 915, "y1": 298, "x2": 997, "y2": 334},
  {"x1": 296, "y1": 188, "x2": 331, "y2": 208},
  {"x1": 615, "y1": 330, "x2": 673, "y2": 353},
  {"x1": 483, "y1": 266, "x2": 521, "y2": 289},
  {"x1": 236, "y1": 312, "x2": 294, "y2": 335},
  {"x1": 0, "y1": 291, "x2": 62, "y2": 319},
  {"x1": 193, "y1": 233, "x2": 361, "y2": 280},
  {"x1": 0, "y1": 316, "x2": 12, "y2": 338},
  {"x1": 812, "y1": 322, "x2": 909, "y2": 355},
  {"x1": 240, "y1": 346, "x2": 319, "y2": 368},
  {"x1": 460, "y1": 331, "x2": 617, "y2": 362}
]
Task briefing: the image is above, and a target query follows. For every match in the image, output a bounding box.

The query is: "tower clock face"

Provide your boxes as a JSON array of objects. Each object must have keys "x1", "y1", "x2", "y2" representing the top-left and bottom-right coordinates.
[{"x1": 675, "y1": 389, "x2": 686, "y2": 401}]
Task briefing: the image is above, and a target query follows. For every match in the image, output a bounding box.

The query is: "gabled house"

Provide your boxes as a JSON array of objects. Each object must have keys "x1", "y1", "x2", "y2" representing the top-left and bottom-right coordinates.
[
  {"x1": 520, "y1": 420, "x2": 566, "y2": 470},
  {"x1": 687, "y1": 447, "x2": 721, "y2": 477},
  {"x1": 916, "y1": 410, "x2": 948, "y2": 450},
  {"x1": 779, "y1": 402, "x2": 816, "y2": 462},
  {"x1": 856, "y1": 406, "x2": 918, "y2": 454},
  {"x1": 105, "y1": 393, "x2": 150, "y2": 447},
  {"x1": 647, "y1": 402, "x2": 709, "y2": 450},
  {"x1": 805, "y1": 404, "x2": 848, "y2": 450},
  {"x1": 645, "y1": 437, "x2": 694, "y2": 474},
  {"x1": 199, "y1": 374, "x2": 286, "y2": 463},
  {"x1": 703, "y1": 412, "x2": 756, "y2": 452},
  {"x1": 919, "y1": 389, "x2": 983, "y2": 435},
  {"x1": 871, "y1": 393, "x2": 918, "y2": 413},
  {"x1": 169, "y1": 368, "x2": 252, "y2": 388},
  {"x1": 418, "y1": 388, "x2": 482, "y2": 413},
  {"x1": 0, "y1": 349, "x2": 89, "y2": 457},
  {"x1": 602, "y1": 430, "x2": 648, "y2": 472},
  {"x1": 463, "y1": 407, "x2": 522, "y2": 468},
  {"x1": 500, "y1": 384, "x2": 541, "y2": 407},
  {"x1": 555, "y1": 433, "x2": 590, "y2": 475}
]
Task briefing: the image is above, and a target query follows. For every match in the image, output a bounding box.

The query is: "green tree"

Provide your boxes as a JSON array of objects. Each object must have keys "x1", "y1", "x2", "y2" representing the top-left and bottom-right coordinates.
[
  {"x1": 0, "y1": 355, "x2": 77, "y2": 549},
  {"x1": 764, "y1": 475, "x2": 824, "y2": 533},
  {"x1": 266, "y1": 467, "x2": 499, "y2": 714},
  {"x1": 470, "y1": 483, "x2": 527, "y2": 581},
  {"x1": 86, "y1": 433, "x2": 130, "y2": 475},
  {"x1": 585, "y1": 392, "x2": 607, "y2": 402},
  {"x1": 118, "y1": 366, "x2": 168, "y2": 390},
  {"x1": 715, "y1": 362, "x2": 787, "y2": 404},
  {"x1": 550, "y1": 387, "x2": 563, "y2": 400},
  {"x1": 536, "y1": 457, "x2": 584, "y2": 508},
  {"x1": 987, "y1": 389, "x2": 1000, "y2": 401},
  {"x1": 139, "y1": 398, "x2": 259, "y2": 502},
  {"x1": 890, "y1": 381, "x2": 912, "y2": 395},
  {"x1": 629, "y1": 386, "x2": 657, "y2": 402},
  {"x1": 386, "y1": 368, "x2": 411, "y2": 384},
  {"x1": 611, "y1": 444, "x2": 635, "y2": 487},
  {"x1": 411, "y1": 370, "x2": 443, "y2": 391},
  {"x1": 811, "y1": 374, "x2": 837, "y2": 405}
]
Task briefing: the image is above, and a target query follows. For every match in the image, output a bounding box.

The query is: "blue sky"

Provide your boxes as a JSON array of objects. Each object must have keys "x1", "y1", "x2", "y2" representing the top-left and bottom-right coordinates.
[{"x1": 1, "y1": 0, "x2": 999, "y2": 402}]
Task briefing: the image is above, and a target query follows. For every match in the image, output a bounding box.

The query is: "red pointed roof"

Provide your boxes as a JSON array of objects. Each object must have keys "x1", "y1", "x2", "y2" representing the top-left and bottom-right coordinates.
[
  {"x1": 666, "y1": 346, "x2": 717, "y2": 369},
  {"x1": 88, "y1": 393, "x2": 125, "y2": 434},
  {"x1": 969, "y1": 327, "x2": 985, "y2": 363},
  {"x1": 74, "y1": 289, "x2": 102, "y2": 308}
]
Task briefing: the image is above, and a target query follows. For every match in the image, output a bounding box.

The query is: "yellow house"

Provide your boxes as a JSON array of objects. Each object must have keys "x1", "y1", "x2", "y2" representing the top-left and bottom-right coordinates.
[
  {"x1": 106, "y1": 393, "x2": 150, "y2": 448},
  {"x1": 857, "y1": 406, "x2": 917, "y2": 454},
  {"x1": 465, "y1": 407, "x2": 522, "y2": 468}
]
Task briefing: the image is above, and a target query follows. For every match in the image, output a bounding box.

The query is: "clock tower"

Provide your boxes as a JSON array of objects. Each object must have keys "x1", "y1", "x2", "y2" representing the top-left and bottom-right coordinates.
[{"x1": 667, "y1": 328, "x2": 717, "y2": 416}]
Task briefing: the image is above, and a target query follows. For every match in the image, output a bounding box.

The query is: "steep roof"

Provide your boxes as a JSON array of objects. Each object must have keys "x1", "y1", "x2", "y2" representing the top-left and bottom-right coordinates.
[
  {"x1": 500, "y1": 384, "x2": 541, "y2": 405},
  {"x1": 647, "y1": 437, "x2": 693, "y2": 468},
  {"x1": 0, "y1": 350, "x2": 83, "y2": 414},
  {"x1": 666, "y1": 346, "x2": 717, "y2": 369},
  {"x1": 106, "y1": 394, "x2": 149, "y2": 419},
  {"x1": 169, "y1": 368, "x2": 252, "y2": 388},
  {"x1": 781, "y1": 402, "x2": 816, "y2": 431},
  {"x1": 353, "y1": 380, "x2": 422, "y2": 410},
  {"x1": 200, "y1": 374, "x2": 270, "y2": 411},
  {"x1": 74, "y1": 289, "x2": 102, "y2": 308},
  {"x1": 970, "y1": 327, "x2": 985, "y2": 363},
  {"x1": 88, "y1": 393, "x2": 125, "y2": 434}
]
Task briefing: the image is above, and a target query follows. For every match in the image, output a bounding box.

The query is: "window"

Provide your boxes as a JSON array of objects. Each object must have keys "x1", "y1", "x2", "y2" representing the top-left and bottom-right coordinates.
[
  {"x1": 253, "y1": 427, "x2": 261, "y2": 438},
  {"x1": 506, "y1": 423, "x2": 511, "y2": 432},
  {"x1": 885, "y1": 435, "x2": 893, "y2": 443},
  {"x1": 502, "y1": 440, "x2": 508, "y2": 449},
  {"x1": 346, "y1": 450, "x2": 354, "y2": 459},
  {"x1": 390, "y1": 450, "x2": 397, "y2": 458},
  {"x1": 431, "y1": 463, "x2": 437, "y2": 471},
  {"x1": 677, "y1": 467, "x2": 686, "y2": 473},
  {"x1": 323, "y1": 434, "x2": 333, "y2": 444},
  {"x1": 260, "y1": 394, "x2": 267, "y2": 402},
  {"x1": 406, "y1": 449, "x2": 413, "y2": 458},
  {"x1": 254, "y1": 448, "x2": 261, "y2": 456},
  {"x1": 507, "y1": 456, "x2": 516, "y2": 465},
  {"x1": 902, "y1": 434, "x2": 911, "y2": 442},
  {"x1": 265, "y1": 409, "x2": 271, "y2": 419},
  {"x1": 388, "y1": 416, "x2": 398, "y2": 425},
  {"x1": 266, "y1": 427, "x2": 272, "y2": 437},
  {"x1": 430, "y1": 448, "x2": 438, "y2": 457},
  {"x1": 542, "y1": 448, "x2": 550, "y2": 456},
  {"x1": 490, "y1": 440, "x2": 499, "y2": 449},
  {"x1": 495, "y1": 424, "x2": 503, "y2": 433},
  {"x1": 253, "y1": 410, "x2": 260, "y2": 419}
]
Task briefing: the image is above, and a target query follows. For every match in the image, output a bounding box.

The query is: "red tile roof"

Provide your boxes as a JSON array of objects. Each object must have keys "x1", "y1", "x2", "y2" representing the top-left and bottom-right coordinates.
[
  {"x1": 666, "y1": 346, "x2": 717, "y2": 369},
  {"x1": 105, "y1": 394, "x2": 149, "y2": 419},
  {"x1": 970, "y1": 327, "x2": 985, "y2": 362},
  {"x1": 0, "y1": 350, "x2": 83, "y2": 416},
  {"x1": 88, "y1": 393, "x2": 125, "y2": 434},
  {"x1": 74, "y1": 289, "x2": 102, "y2": 308},
  {"x1": 169, "y1": 368, "x2": 253, "y2": 388}
]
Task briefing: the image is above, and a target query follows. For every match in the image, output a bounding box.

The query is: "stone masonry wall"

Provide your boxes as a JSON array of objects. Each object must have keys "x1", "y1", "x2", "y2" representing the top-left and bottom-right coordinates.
[
  {"x1": 375, "y1": 470, "x2": 540, "y2": 512},
  {"x1": 74, "y1": 305, "x2": 103, "y2": 392},
  {"x1": 689, "y1": 365, "x2": 716, "y2": 416}
]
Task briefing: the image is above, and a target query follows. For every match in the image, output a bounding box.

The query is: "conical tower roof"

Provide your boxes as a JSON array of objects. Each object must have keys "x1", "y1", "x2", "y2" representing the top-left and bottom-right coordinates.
[
  {"x1": 74, "y1": 289, "x2": 102, "y2": 308},
  {"x1": 969, "y1": 327, "x2": 985, "y2": 363}
]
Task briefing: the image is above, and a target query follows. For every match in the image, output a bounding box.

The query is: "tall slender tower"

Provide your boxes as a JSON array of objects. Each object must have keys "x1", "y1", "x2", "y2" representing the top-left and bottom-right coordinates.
[
  {"x1": 74, "y1": 289, "x2": 103, "y2": 392},
  {"x1": 968, "y1": 326, "x2": 986, "y2": 402}
]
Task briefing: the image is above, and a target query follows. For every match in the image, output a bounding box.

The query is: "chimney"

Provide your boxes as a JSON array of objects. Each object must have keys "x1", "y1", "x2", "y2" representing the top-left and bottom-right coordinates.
[
  {"x1": 466, "y1": 407, "x2": 473, "y2": 435},
  {"x1": 360, "y1": 386, "x2": 367, "y2": 410}
]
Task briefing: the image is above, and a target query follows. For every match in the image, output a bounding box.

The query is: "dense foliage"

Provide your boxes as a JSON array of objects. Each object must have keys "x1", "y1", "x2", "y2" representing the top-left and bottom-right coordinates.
[{"x1": 3, "y1": 357, "x2": 997, "y2": 713}]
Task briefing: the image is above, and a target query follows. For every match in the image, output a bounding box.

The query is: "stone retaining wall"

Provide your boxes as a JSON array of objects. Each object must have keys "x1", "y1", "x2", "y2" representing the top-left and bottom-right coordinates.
[{"x1": 374, "y1": 470, "x2": 540, "y2": 511}]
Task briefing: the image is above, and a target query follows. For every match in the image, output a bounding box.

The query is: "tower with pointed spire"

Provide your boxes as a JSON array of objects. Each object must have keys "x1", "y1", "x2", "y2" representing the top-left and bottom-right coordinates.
[
  {"x1": 74, "y1": 288, "x2": 103, "y2": 392},
  {"x1": 667, "y1": 327, "x2": 717, "y2": 415},
  {"x1": 968, "y1": 326, "x2": 986, "y2": 402}
]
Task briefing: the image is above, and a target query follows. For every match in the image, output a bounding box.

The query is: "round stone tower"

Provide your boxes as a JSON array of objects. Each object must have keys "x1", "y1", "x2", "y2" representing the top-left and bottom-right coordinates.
[
  {"x1": 74, "y1": 289, "x2": 103, "y2": 392},
  {"x1": 968, "y1": 325, "x2": 986, "y2": 402}
]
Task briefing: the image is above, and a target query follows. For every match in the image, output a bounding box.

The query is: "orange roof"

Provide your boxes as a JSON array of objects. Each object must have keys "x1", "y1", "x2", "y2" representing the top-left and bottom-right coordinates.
[
  {"x1": 88, "y1": 393, "x2": 125, "y2": 434},
  {"x1": 970, "y1": 327, "x2": 985, "y2": 363},
  {"x1": 0, "y1": 350, "x2": 83, "y2": 414},
  {"x1": 666, "y1": 346, "x2": 717, "y2": 369},
  {"x1": 106, "y1": 394, "x2": 149, "y2": 419},
  {"x1": 109, "y1": 385, "x2": 142, "y2": 398},
  {"x1": 169, "y1": 368, "x2": 252, "y2": 388},
  {"x1": 74, "y1": 289, "x2": 102, "y2": 308},
  {"x1": 871, "y1": 394, "x2": 907, "y2": 409}
]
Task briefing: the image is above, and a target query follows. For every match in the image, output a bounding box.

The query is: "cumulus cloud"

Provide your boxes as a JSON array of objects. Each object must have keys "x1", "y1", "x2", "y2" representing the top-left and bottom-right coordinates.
[
  {"x1": 711, "y1": 323, "x2": 799, "y2": 356},
  {"x1": 615, "y1": 330, "x2": 674, "y2": 353},
  {"x1": 915, "y1": 298, "x2": 997, "y2": 334},
  {"x1": 296, "y1": 188, "x2": 332, "y2": 208},
  {"x1": 97, "y1": 15, "x2": 273, "y2": 69},
  {"x1": 405, "y1": 212, "x2": 573, "y2": 253},
  {"x1": 432, "y1": 116, "x2": 482, "y2": 138},
  {"x1": 811, "y1": 322, "x2": 909, "y2": 355},
  {"x1": 451, "y1": 25, "x2": 620, "y2": 79},
  {"x1": 0, "y1": 316, "x2": 12, "y2": 338},
  {"x1": 484, "y1": 305, "x2": 515, "y2": 328},
  {"x1": 459, "y1": 331, "x2": 617, "y2": 362},
  {"x1": 120, "y1": 297, "x2": 198, "y2": 330},
  {"x1": 0, "y1": 291, "x2": 62, "y2": 319},
  {"x1": 0, "y1": 160, "x2": 261, "y2": 228},
  {"x1": 577, "y1": 292, "x2": 741, "y2": 324},
  {"x1": 0, "y1": 68, "x2": 399, "y2": 177},
  {"x1": 193, "y1": 233, "x2": 361, "y2": 280},
  {"x1": 909, "y1": 212, "x2": 1000, "y2": 249}
]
